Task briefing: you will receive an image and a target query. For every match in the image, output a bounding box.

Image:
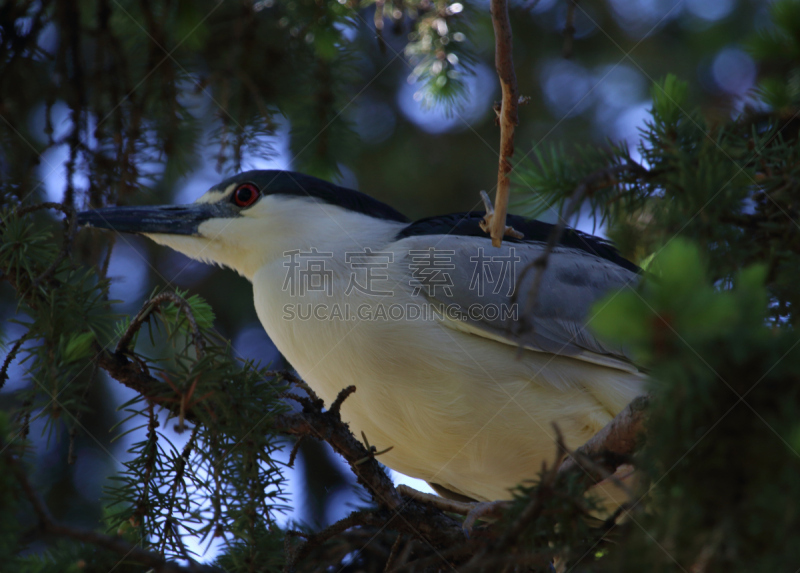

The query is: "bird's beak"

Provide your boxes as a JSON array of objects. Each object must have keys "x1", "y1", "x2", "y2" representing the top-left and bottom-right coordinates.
[{"x1": 77, "y1": 204, "x2": 222, "y2": 236}]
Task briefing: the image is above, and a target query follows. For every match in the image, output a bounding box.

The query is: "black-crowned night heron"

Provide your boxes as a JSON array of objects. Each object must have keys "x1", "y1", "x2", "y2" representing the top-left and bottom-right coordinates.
[{"x1": 78, "y1": 170, "x2": 644, "y2": 503}]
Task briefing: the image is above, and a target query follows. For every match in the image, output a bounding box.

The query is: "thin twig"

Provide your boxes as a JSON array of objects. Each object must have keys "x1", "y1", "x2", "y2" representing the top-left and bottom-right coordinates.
[
  {"x1": 562, "y1": 0, "x2": 578, "y2": 58},
  {"x1": 287, "y1": 435, "x2": 305, "y2": 468},
  {"x1": 15, "y1": 202, "x2": 73, "y2": 218},
  {"x1": 484, "y1": 0, "x2": 520, "y2": 247},
  {"x1": 384, "y1": 533, "x2": 404, "y2": 572},
  {"x1": 462, "y1": 500, "x2": 510, "y2": 533},
  {"x1": 0, "y1": 331, "x2": 33, "y2": 391},
  {"x1": 329, "y1": 384, "x2": 356, "y2": 416},
  {"x1": 389, "y1": 542, "x2": 470, "y2": 573}
]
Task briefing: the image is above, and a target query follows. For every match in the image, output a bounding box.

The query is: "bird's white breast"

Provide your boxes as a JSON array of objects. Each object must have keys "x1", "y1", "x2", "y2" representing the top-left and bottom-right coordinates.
[{"x1": 251, "y1": 246, "x2": 644, "y2": 502}]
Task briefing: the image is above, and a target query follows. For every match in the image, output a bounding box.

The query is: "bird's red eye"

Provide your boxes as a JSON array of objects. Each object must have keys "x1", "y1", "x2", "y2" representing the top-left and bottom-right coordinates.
[{"x1": 232, "y1": 183, "x2": 260, "y2": 208}]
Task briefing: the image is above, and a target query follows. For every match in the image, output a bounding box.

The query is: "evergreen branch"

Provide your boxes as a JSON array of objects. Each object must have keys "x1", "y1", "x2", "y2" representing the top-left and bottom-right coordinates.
[
  {"x1": 3, "y1": 447, "x2": 221, "y2": 573},
  {"x1": 495, "y1": 441, "x2": 565, "y2": 549},
  {"x1": 95, "y1": 349, "x2": 467, "y2": 546},
  {"x1": 33, "y1": 203, "x2": 77, "y2": 287},
  {"x1": 96, "y1": 349, "x2": 396, "y2": 505},
  {"x1": 117, "y1": 292, "x2": 205, "y2": 358},
  {"x1": 12, "y1": 202, "x2": 78, "y2": 288}
]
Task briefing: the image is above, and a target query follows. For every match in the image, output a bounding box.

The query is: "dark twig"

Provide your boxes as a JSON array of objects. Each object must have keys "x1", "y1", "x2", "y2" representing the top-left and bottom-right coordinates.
[
  {"x1": 393, "y1": 538, "x2": 417, "y2": 571},
  {"x1": 563, "y1": 0, "x2": 578, "y2": 58},
  {"x1": 329, "y1": 384, "x2": 356, "y2": 415},
  {"x1": 483, "y1": 0, "x2": 521, "y2": 247},
  {"x1": 287, "y1": 435, "x2": 305, "y2": 468},
  {"x1": 461, "y1": 500, "x2": 509, "y2": 534},
  {"x1": 384, "y1": 533, "x2": 404, "y2": 572},
  {"x1": 160, "y1": 424, "x2": 201, "y2": 553},
  {"x1": 116, "y1": 292, "x2": 205, "y2": 358},
  {"x1": 356, "y1": 430, "x2": 394, "y2": 465},
  {"x1": 389, "y1": 542, "x2": 469, "y2": 573},
  {"x1": 0, "y1": 331, "x2": 33, "y2": 392}
]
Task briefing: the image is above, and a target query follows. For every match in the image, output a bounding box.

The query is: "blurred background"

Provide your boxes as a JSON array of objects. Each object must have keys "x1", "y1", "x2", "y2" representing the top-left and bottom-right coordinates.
[{"x1": 0, "y1": 0, "x2": 770, "y2": 561}]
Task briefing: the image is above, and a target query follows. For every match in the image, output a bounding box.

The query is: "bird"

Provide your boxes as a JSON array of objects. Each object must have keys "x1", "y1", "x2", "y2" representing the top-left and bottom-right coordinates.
[{"x1": 78, "y1": 170, "x2": 645, "y2": 504}]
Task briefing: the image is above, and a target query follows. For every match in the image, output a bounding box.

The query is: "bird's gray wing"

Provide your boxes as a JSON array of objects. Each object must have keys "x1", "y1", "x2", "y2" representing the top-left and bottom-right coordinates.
[{"x1": 393, "y1": 234, "x2": 640, "y2": 373}]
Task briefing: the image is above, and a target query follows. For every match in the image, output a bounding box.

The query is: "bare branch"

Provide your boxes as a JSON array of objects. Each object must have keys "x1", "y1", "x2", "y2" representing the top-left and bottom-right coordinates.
[
  {"x1": 329, "y1": 384, "x2": 356, "y2": 415},
  {"x1": 483, "y1": 0, "x2": 520, "y2": 247},
  {"x1": 558, "y1": 395, "x2": 649, "y2": 483}
]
